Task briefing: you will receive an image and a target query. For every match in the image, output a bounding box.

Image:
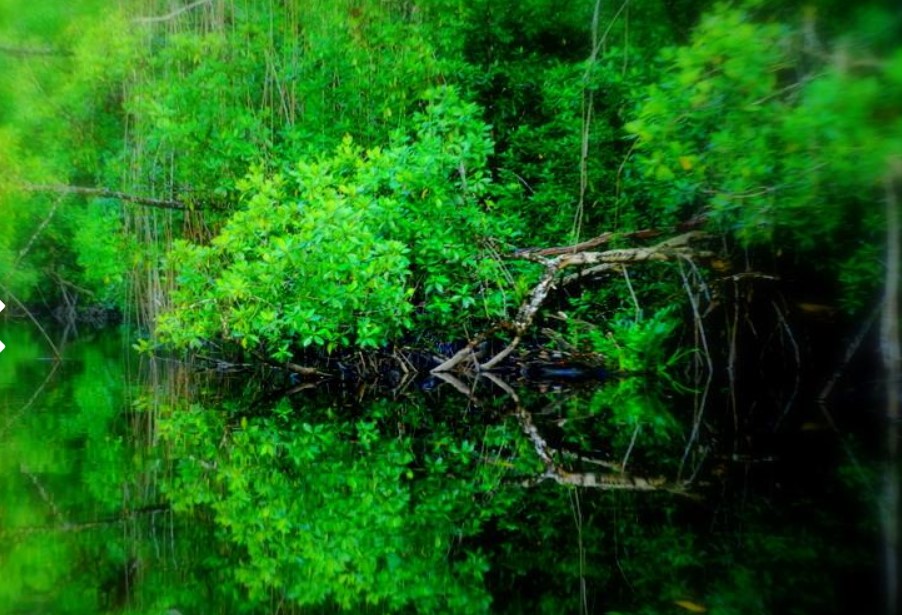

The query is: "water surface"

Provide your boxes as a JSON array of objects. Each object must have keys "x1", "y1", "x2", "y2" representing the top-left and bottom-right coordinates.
[{"x1": 0, "y1": 325, "x2": 879, "y2": 613}]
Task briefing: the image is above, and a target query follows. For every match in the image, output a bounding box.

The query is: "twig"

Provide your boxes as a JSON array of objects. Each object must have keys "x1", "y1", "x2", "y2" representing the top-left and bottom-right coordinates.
[
  {"x1": 622, "y1": 266, "x2": 641, "y2": 322},
  {"x1": 284, "y1": 361, "x2": 329, "y2": 378},
  {"x1": 21, "y1": 464, "x2": 68, "y2": 527},
  {"x1": 480, "y1": 371, "x2": 519, "y2": 400},
  {"x1": 772, "y1": 299, "x2": 802, "y2": 431},
  {"x1": 431, "y1": 338, "x2": 484, "y2": 373},
  {"x1": 133, "y1": 0, "x2": 213, "y2": 24},
  {"x1": 21, "y1": 183, "x2": 187, "y2": 210},
  {"x1": 818, "y1": 301, "x2": 881, "y2": 402},
  {"x1": 479, "y1": 335, "x2": 521, "y2": 371},
  {"x1": 621, "y1": 423, "x2": 641, "y2": 473},
  {"x1": 15, "y1": 196, "x2": 62, "y2": 268},
  {"x1": 0, "y1": 361, "x2": 59, "y2": 439},
  {"x1": 677, "y1": 259, "x2": 713, "y2": 482},
  {"x1": 431, "y1": 371, "x2": 473, "y2": 397}
]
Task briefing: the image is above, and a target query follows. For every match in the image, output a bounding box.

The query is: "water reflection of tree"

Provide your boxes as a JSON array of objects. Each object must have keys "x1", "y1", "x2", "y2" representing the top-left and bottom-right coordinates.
[{"x1": 149, "y1": 358, "x2": 875, "y2": 614}]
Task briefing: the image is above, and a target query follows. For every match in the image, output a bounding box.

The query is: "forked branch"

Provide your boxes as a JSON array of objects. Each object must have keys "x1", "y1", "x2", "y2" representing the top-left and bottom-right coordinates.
[{"x1": 434, "y1": 231, "x2": 712, "y2": 373}]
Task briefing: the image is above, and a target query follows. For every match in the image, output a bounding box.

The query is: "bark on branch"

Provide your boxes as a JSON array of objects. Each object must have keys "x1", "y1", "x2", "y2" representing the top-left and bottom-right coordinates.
[
  {"x1": 513, "y1": 219, "x2": 706, "y2": 258},
  {"x1": 514, "y1": 393, "x2": 674, "y2": 492},
  {"x1": 434, "y1": 231, "x2": 712, "y2": 373},
  {"x1": 133, "y1": 0, "x2": 213, "y2": 24},
  {"x1": 21, "y1": 184, "x2": 188, "y2": 210}
]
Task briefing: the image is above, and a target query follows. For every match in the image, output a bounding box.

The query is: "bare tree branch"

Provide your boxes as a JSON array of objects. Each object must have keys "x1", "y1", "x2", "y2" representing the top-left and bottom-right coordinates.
[
  {"x1": 434, "y1": 231, "x2": 712, "y2": 374},
  {"x1": 880, "y1": 160, "x2": 900, "y2": 615},
  {"x1": 0, "y1": 44, "x2": 71, "y2": 57},
  {"x1": 21, "y1": 183, "x2": 188, "y2": 210},
  {"x1": 133, "y1": 0, "x2": 213, "y2": 25}
]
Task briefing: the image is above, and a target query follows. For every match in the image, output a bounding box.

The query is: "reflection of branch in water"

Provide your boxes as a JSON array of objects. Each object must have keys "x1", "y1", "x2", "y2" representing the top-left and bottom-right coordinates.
[
  {"x1": 0, "y1": 505, "x2": 170, "y2": 538},
  {"x1": 0, "y1": 281, "x2": 62, "y2": 360},
  {"x1": 20, "y1": 463, "x2": 68, "y2": 527},
  {"x1": 480, "y1": 372, "x2": 518, "y2": 400},
  {"x1": 468, "y1": 373, "x2": 683, "y2": 492},
  {"x1": 0, "y1": 361, "x2": 60, "y2": 439},
  {"x1": 432, "y1": 372, "x2": 475, "y2": 398},
  {"x1": 512, "y1": 402, "x2": 672, "y2": 491},
  {"x1": 677, "y1": 259, "x2": 714, "y2": 484}
]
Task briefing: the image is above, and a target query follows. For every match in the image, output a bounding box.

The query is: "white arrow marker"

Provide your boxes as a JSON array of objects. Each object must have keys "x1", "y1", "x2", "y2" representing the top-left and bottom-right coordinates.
[{"x1": 0, "y1": 299, "x2": 4, "y2": 353}]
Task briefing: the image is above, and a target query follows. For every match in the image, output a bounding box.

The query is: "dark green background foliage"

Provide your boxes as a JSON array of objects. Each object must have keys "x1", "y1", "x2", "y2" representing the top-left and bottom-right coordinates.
[{"x1": 0, "y1": 2, "x2": 895, "y2": 611}]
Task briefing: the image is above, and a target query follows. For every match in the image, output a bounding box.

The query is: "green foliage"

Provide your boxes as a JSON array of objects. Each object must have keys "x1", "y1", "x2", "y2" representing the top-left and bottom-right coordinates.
[
  {"x1": 440, "y1": 0, "x2": 694, "y2": 243},
  {"x1": 0, "y1": 325, "x2": 881, "y2": 614},
  {"x1": 0, "y1": 329, "x2": 129, "y2": 611},
  {"x1": 576, "y1": 305, "x2": 686, "y2": 375},
  {"x1": 624, "y1": 6, "x2": 791, "y2": 230},
  {"x1": 118, "y1": 0, "x2": 449, "y2": 209},
  {"x1": 0, "y1": 0, "x2": 451, "y2": 309},
  {"x1": 72, "y1": 200, "x2": 131, "y2": 306},
  {"x1": 159, "y1": 395, "x2": 503, "y2": 612},
  {"x1": 624, "y1": 3, "x2": 901, "y2": 310},
  {"x1": 159, "y1": 87, "x2": 520, "y2": 355},
  {"x1": 159, "y1": 157, "x2": 414, "y2": 353},
  {"x1": 0, "y1": 3, "x2": 140, "y2": 305},
  {"x1": 2, "y1": 2, "x2": 893, "y2": 613}
]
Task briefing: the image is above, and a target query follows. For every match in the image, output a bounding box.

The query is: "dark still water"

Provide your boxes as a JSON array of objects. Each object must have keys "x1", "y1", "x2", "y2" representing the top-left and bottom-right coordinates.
[{"x1": 0, "y1": 325, "x2": 883, "y2": 614}]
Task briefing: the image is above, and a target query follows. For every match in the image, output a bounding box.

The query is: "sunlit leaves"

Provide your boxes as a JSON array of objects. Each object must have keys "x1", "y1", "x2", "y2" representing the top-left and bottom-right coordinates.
[
  {"x1": 160, "y1": 398, "x2": 495, "y2": 611},
  {"x1": 159, "y1": 87, "x2": 519, "y2": 356}
]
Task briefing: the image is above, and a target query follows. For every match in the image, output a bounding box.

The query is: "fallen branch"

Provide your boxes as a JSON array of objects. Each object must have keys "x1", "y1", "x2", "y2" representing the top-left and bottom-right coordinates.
[
  {"x1": 514, "y1": 222, "x2": 707, "y2": 259},
  {"x1": 534, "y1": 468, "x2": 667, "y2": 490},
  {"x1": 433, "y1": 231, "x2": 711, "y2": 373},
  {"x1": 285, "y1": 361, "x2": 330, "y2": 378}
]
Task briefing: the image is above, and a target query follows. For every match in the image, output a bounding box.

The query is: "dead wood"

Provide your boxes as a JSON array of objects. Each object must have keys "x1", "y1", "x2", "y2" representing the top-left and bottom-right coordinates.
[
  {"x1": 435, "y1": 231, "x2": 712, "y2": 374},
  {"x1": 133, "y1": 0, "x2": 213, "y2": 24},
  {"x1": 21, "y1": 183, "x2": 189, "y2": 210}
]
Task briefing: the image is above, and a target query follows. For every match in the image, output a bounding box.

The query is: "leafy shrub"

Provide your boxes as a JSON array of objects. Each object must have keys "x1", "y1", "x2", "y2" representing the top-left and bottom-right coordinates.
[
  {"x1": 158, "y1": 88, "x2": 520, "y2": 357},
  {"x1": 624, "y1": 5, "x2": 902, "y2": 311}
]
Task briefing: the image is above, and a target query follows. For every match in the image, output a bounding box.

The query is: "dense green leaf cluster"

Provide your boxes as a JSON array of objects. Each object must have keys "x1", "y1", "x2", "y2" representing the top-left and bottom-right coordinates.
[
  {"x1": 158, "y1": 87, "x2": 519, "y2": 355},
  {"x1": 158, "y1": 394, "x2": 527, "y2": 612},
  {"x1": 625, "y1": 4, "x2": 901, "y2": 309}
]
